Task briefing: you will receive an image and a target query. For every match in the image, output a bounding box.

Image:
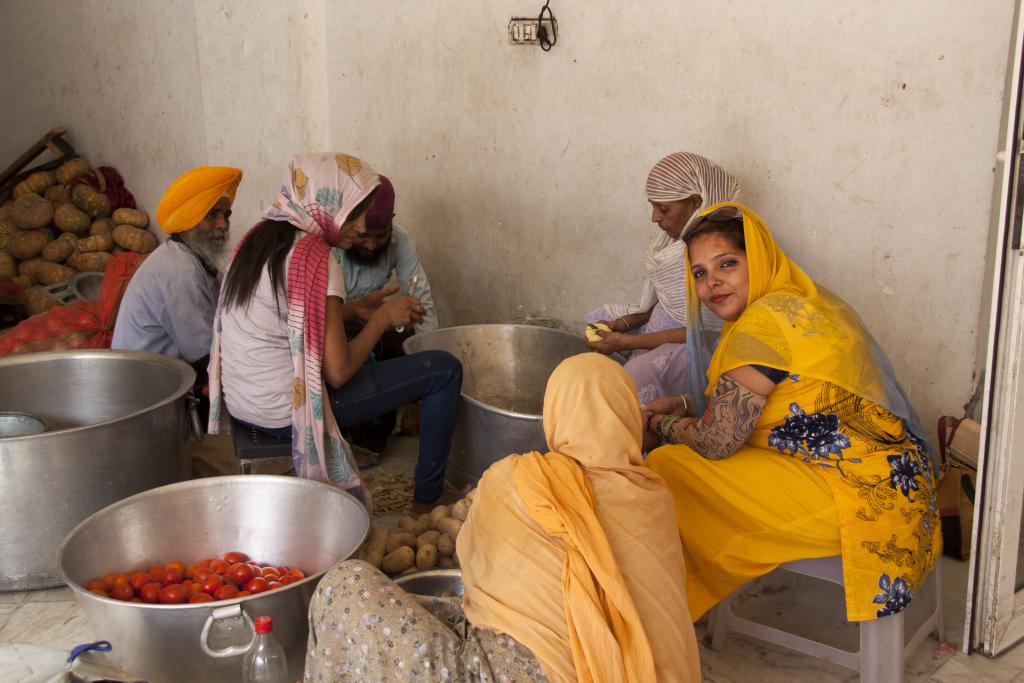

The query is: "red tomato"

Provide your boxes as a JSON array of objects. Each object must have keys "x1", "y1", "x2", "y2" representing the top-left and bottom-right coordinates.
[
  {"x1": 159, "y1": 584, "x2": 187, "y2": 604},
  {"x1": 267, "y1": 581, "x2": 283, "y2": 591},
  {"x1": 140, "y1": 582, "x2": 162, "y2": 603},
  {"x1": 129, "y1": 572, "x2": 150, "y2": 591},
  {"x1": 108, "y1": 573, "x2": 130, "y2": 586},
  {"x1": 278, "y1": 575, "x2": 294, "y2": 586},
  {"x1": 260, "y1": 567, "x2": 280, "y2": 581},
  {"x1": 244, "y1": 577, "x2": 268, "y2": 594},
  {"x1": 200, "y1": 575, "x2": 223, "y2": 595},
  {"x1": 287, "y1": 568, "x2": 305, "y2": 581},
  {"x1": 111, "y1": 583, "x2": 134, "y2": 601},
  {"x1": 184, "y1": 563, "x2": 201, "y2": 579},
  {"x1": 209, "y1": 559, "x2": 230, "y2": 575},
  {"x1": 214, "y1": 584, "x2": 239, "y2": 601},
  {"x1": 149, "y1": 566, "x2": 165, "y2": 582},
  {"x1": 89, "y1": 588, "x2": 109, "y2": 598},
  {"x1": 221, "y1": 551, "x2": 249, "y2": 564},
  {"x1": 227, "y1": 563, "x2": 254, "y2": 586},
  {"x1": 84, "y1": 578, "x2": 109, "y2": 592},
  {"x1": 161, "y1": 567, "x2": 183, "y2": 586},
  {"x1": 167, "y1": 560, "x2": 186, "y2": 573},
  {"x1": 188, "y1": 581, "x2": 204, "y2": 596},
  {"x1": 192, "y1": 567, "x2": 213, "y2": 583},
  {"x1": 189, "y1": 593, "x2": 214, "y2": 603},
  {"x1": 236, "y1": 591, "x2": 251, "y2": 597},
  {"x1": 199, "y1": 558, "x2": 214, "y2": 568}
]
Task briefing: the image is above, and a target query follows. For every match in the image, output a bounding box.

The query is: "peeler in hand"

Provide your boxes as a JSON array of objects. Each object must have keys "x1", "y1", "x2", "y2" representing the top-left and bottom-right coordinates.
[{"x1": 395, "y1": 274, "x2": 419, "y2": 334}]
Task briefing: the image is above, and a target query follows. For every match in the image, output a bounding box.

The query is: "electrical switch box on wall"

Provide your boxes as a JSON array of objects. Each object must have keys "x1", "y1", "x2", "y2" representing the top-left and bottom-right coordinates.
[{"x1": 508, "y1": 17, "x2": 557, "y2": 45}]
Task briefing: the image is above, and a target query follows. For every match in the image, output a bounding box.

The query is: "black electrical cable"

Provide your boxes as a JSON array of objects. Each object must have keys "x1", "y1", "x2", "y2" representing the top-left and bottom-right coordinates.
[{"x1": 537, "y1": 0, "x2": 557, "y2": 51}]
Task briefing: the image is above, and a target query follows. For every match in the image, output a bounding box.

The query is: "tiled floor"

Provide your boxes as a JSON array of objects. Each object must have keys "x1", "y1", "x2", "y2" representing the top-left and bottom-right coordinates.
[{"x1": 1, "y1": 434, "x2": 1021, "y2": 681}]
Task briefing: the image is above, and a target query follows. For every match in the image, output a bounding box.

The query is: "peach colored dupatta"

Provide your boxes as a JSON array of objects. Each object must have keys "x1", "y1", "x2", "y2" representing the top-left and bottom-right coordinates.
[{"x1": 458, "y1": 354, "x2": 701, "y2": 682}]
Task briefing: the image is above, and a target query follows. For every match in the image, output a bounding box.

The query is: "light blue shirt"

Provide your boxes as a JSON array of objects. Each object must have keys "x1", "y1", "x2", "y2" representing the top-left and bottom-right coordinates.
[
  {"x1": 332, "y1": 223, "x2": 438, "y2": 332},
  {"x1": 111, "y1": 239, "x2": 218, "y2": 363}
]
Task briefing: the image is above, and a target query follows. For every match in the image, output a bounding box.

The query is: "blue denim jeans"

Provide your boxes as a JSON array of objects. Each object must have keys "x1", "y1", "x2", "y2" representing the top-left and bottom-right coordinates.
[{"x1": 329, "y1": 350, "x2": 462, "y2": 503}]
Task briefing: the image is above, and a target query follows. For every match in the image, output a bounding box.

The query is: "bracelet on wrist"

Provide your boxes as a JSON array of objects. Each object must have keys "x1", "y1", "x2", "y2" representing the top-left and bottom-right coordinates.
[{"x1": 656, "y1": 415, "x2": 683, "y2": 441}]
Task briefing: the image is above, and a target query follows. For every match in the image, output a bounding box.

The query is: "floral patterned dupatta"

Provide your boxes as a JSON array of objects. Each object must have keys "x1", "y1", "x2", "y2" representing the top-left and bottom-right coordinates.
[{"x1": 208, "y1": 152, "x2": 379, "y2": 508}]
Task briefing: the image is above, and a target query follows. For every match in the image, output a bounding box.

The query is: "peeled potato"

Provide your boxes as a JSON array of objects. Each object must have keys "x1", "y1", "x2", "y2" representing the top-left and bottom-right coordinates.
[{"x1": 585, "y1": 322, "x2": 612, "y2": 342}]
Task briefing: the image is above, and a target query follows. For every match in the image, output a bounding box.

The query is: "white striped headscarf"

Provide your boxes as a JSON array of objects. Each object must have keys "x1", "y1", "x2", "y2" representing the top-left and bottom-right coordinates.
[
  {"x1": 646, "y1": 152, "x2": 740, "y2": 238},
  {"x1": 629, "y1": 153, "x2": 739, "y2": 326}
]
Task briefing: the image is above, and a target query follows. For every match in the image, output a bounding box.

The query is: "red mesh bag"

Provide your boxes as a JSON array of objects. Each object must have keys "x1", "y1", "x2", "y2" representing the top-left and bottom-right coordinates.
[{"x1": 0, "y1": 252, "x2": 146, "y2": 357}]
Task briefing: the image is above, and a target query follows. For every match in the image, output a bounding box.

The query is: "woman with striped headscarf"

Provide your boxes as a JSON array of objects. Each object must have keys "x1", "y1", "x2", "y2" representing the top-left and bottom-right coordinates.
[{"x1": 585, "y1": 152, "x2": 740, "y2": 405}]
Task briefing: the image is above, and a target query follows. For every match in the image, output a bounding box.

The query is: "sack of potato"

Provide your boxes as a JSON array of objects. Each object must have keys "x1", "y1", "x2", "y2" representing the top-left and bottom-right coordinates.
[
  {"x1": 0, "y1": 157, "x2": 155, "y2": 302},
  {"x1": 358, "y1": 489, "x2": 475, "y2": 577}
]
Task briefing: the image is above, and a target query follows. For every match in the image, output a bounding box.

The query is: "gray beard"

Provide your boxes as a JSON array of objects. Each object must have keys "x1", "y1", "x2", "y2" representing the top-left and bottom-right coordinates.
[{"x1": 180, "y1": 231, "x2": 228, "y2": 273}]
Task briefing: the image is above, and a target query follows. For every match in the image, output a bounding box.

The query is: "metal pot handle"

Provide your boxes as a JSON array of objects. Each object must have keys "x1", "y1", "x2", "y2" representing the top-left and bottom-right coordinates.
[
  {"x1": 199, "y1": 604, "x2": 255, "y2": 658},
  {"x1": 187, "y1": 390, "x2": 205, "y2": 443}
]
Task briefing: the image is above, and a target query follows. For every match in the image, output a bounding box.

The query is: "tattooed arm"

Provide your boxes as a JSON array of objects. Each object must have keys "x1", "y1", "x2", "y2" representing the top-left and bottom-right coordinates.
[{"x1": 648, "y1": 366, "x2": 775, "y2": 460}]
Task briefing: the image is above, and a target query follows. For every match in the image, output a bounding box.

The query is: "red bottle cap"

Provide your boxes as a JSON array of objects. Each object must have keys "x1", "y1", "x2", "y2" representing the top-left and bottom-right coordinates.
[{"x1": 254, "y1": 615, "x2": 273, "y2": 633}]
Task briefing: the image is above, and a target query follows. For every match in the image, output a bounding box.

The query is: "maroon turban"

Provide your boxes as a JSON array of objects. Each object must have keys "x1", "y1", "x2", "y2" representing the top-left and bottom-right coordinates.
[{"x1": 365, "y1": 175, "x2": 395, "y2": 231}]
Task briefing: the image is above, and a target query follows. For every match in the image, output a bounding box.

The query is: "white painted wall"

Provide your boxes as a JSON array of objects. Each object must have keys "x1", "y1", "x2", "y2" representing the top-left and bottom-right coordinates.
[
  {"x1": 0, "y1": 0, "x2": 328, "y2": 242},
  {"x1": 0, "y1": 0, "x2": 1014, "y2": 431},
  {"x1": 324, "y1": 0, "x2": 1013, "y2": 430}
]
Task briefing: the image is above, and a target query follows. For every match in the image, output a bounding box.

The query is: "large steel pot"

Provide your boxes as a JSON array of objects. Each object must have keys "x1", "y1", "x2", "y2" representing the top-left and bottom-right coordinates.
[
  {"x1": 0, "y1": 349, "x2": 195, "y2": 590},
  {"x1": 404, "y1": 324, "x2": 602, "y2": 488},
  {"x1": 58, "y1": 475, "x2": 369, "y2": 683}
]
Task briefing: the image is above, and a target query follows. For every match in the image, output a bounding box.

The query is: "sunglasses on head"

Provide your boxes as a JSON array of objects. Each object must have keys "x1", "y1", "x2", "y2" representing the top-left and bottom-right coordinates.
[{"x1": 703, "y1": 206, "x2": 742, "y2": 222}]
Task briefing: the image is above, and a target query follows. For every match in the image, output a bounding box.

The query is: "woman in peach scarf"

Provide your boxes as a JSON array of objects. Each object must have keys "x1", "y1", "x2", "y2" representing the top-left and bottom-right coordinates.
[{"x1": 304, "y1": 353, "x2": 701, "y2": 682}]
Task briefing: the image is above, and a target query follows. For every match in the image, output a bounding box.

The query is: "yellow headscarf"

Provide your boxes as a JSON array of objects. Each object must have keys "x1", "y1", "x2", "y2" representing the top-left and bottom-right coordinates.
[
  {"x1": 684, "y1": 202, "x2": 927, "y2": 451},
  {"x1": 458, "y1": 353, "x2": 701, "y2": 683},
  {"x1": 156, "y1": 166, "x2": 242, "y2": 234}
]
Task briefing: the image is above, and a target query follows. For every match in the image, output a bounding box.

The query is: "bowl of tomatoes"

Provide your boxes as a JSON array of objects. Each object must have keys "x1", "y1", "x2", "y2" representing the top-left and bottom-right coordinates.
[{"x1": 58, "y1": 475, "x2": 369, "y2": 683}]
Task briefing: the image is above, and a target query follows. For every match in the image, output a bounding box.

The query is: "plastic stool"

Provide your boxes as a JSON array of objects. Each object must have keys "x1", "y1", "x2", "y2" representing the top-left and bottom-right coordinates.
[
  {"x1": 707, "y1": 556, "x2": 943, "y2": 683},
  {"x1": 230, "y1": 418, "x2": 292, "y2": 475}
]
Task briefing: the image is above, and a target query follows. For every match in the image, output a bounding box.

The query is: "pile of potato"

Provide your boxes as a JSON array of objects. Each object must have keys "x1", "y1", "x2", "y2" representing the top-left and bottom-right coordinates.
[
  {"x1": 358, "y1": 490, "x2": 474, "y2": 577},
  {"x1": 0, "y1": 158, "x2": 156, "y2": 315}
]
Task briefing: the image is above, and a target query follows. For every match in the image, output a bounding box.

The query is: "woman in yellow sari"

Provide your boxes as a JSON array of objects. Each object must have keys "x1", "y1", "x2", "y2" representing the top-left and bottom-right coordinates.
[{"x1": 644, "y1": 203, "x2": 940, "y2": 623}]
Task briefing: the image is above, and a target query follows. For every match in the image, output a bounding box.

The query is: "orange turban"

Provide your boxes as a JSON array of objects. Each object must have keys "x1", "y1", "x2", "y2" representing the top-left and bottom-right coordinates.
[{"x1": 156, "y1": 166, "x2": 242, "y2": 234}]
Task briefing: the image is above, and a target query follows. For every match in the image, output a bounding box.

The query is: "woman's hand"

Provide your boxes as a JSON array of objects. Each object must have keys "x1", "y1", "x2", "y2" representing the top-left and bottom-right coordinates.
[
  {"x1": 377, "y1": 295, "x2": 425, "y2": 328},
  {"x1": 596, "y1": 318, "x2": 629, "y2": 333},
  {"x1": 641, "y1": 395, "x2": 691, "y2": 418},
  {"x1": 350, "y1": 285, "x2": 400, "y2": 322},
  {"x1": 585, "y1": 328, "x2": 628, "y2": 354}
]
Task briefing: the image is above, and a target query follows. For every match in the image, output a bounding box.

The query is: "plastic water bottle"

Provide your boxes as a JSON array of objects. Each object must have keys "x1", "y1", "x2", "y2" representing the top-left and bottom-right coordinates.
[{"x1": 242, "y1": 615, "x2": 289, "y2": 683}]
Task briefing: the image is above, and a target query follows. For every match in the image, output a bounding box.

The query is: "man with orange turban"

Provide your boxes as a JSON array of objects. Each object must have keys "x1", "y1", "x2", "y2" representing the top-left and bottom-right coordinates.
[{"x1": 112, "y1": 166, "x2": 242, "y2": 396}]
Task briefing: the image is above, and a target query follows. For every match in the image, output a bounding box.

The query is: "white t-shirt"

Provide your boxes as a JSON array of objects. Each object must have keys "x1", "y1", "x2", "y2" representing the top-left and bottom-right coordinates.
[{"x1": 220, "y1": 240, "x2": 346, "y2": 428}]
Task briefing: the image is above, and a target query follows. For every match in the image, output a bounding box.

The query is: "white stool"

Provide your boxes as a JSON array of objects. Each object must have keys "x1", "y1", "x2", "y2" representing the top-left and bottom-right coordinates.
[{"x1": 707, "y1": 556, "x2": 943, "y2": 683}]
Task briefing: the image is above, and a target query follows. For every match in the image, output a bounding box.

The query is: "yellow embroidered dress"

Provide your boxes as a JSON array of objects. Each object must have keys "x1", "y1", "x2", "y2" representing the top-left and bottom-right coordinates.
[{"x1": 646, "y1": 203, "x2": 941, "y2": 621}]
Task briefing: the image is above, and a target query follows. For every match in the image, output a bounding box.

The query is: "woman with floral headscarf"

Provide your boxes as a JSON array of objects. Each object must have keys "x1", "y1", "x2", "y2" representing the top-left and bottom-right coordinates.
[
  {"x1": 585, "y1": 152, "x2": 739, "y2": 404},
  {"x1": 207, "y1": 153, "x2": 463, "y2": 510},
  {"x1": 643, "y1": 203, "x2": 940, "y2": 624}
]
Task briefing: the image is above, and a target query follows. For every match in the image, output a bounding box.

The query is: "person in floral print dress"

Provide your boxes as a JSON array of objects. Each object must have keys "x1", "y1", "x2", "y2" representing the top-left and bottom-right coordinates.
[{"x1": 644, "y1": 203, "x2": 940, "y2": 623}]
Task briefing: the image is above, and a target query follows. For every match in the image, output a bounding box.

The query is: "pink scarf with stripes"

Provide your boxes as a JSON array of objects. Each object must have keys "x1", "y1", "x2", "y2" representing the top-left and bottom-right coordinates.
[{"x1": 208, "y1": 152, "x2": 379, "y2": 507}]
